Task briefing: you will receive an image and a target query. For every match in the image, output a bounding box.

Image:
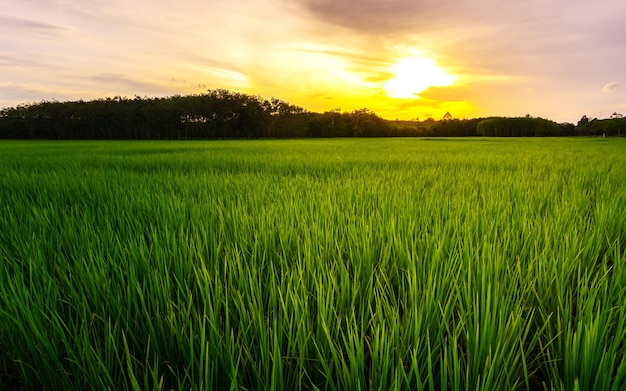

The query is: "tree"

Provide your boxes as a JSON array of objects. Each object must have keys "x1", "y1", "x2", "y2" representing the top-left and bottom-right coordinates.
[{"x1": 476, "y1": 117, "x2": 561, "y2": 137}]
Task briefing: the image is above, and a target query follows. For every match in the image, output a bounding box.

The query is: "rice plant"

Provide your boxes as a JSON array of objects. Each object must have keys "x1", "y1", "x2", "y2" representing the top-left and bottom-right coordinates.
[{"x1": 0, "y1": 138, "x2": 625, "y2": 390}]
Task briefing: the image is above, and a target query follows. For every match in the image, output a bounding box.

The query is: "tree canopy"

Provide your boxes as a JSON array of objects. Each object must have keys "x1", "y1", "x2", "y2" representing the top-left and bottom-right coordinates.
[
  {"x1": 0, "y1": 89, "x2": 618, "y2": 139},
  {"x1": 476, "y1": 117, "x2": 562, "y2": 137}
]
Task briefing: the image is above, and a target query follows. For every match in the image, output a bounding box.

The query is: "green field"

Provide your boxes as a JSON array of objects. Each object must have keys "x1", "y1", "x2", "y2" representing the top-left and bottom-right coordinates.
[{"x1": 1, "y1": 138, "x2": 625, "y2": 390}]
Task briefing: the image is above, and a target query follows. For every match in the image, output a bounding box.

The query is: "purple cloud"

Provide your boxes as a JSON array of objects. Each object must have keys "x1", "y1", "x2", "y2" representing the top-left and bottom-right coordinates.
[{"x1": 300, "y1": 0, "x2": 462, "y2": 34}]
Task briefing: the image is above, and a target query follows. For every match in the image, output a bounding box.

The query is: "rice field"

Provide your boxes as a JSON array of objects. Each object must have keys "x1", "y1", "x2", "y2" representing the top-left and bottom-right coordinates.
[{"x1": 0, "y1": 138, "x2": 625, "y2": 390}]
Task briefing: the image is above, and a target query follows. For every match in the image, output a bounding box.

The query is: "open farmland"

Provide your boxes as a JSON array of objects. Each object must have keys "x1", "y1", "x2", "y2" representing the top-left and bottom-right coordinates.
[{"x1": 1, "y1": 138, "x2": 625, "y2": 390}]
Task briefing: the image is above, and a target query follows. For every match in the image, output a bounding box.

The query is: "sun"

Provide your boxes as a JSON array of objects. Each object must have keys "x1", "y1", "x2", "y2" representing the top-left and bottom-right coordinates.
[{"x1": 384, "y1": 57, "x2": 454, "y2": 99}]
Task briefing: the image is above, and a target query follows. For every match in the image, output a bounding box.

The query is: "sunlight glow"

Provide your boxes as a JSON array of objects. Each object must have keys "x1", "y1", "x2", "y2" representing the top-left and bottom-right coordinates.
[{"x1": 384, "y1": 57, "x2": 455, "y2": 99}]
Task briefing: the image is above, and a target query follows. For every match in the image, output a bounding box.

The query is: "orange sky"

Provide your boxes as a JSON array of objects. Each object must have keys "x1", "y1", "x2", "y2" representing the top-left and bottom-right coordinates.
[{"x1": 1, "y1": 0, "x2": 625, "y2": 122}]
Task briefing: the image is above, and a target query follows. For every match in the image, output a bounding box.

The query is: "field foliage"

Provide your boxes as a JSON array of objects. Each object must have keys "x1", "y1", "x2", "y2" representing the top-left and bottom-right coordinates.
[{"x1": 1, "y1": 138, "x2": 625, "y2": 390}]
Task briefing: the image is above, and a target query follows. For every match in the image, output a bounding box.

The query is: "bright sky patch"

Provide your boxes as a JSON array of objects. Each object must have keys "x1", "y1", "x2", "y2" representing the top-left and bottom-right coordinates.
[{"x1": 383, "y1": 57, "x2": 454, "y2": 99}]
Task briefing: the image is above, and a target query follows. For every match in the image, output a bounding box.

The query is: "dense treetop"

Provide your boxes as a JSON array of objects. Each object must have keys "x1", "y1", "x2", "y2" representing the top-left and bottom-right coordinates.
[{"x1": 0, "y1": 89, "x2": 622, "y2": 139}]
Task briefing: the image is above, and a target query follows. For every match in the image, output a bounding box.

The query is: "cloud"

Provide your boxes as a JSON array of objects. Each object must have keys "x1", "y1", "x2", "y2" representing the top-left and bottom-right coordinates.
[
  {"x1": 0, "y1": 16, "x2": 65, "y2": 34},
  {"x1": 300, "y1": 0, "x2": 464, "y2": 34},
  {"x1": 299, "y1": 0, "x2": 567, "y2": 35},
  {"x1": 0, "y1": 53, "x2": 49, "y2": 68},
  {"x1": 603, "y1": 82, "x2": 619, "y2": 92},
  {"x1": 89, "y1": 74, "x2": 172, "y2": 95}
]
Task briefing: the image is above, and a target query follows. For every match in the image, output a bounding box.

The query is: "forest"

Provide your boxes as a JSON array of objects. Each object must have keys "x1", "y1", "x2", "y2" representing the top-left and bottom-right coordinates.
[{"x1": 0, "y1": 89, "x2": 623, "y2": 139}]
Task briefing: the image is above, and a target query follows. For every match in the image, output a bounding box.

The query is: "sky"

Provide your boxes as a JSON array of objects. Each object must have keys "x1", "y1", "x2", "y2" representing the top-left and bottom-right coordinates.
[{"x1": 1, "y1": 0, "x2": 625, "y2": 122}]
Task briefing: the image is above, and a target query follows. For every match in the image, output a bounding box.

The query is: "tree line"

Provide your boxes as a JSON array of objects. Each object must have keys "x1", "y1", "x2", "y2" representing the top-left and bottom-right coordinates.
[
  {"x1": 576, "y1": 114, "x2": 625, "y2": 137},
  {"x1": 0, "y1": 89, "x2": 622, "y2": 139},
  {"x1": 0, "y1": 90, "x2": 394, "y2": 139}
]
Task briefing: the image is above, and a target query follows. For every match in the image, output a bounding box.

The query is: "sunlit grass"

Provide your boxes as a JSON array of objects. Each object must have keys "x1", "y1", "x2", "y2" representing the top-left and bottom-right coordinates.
[{"x1": 1, "y1": 138, "x2": 625, "y2": 390}]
